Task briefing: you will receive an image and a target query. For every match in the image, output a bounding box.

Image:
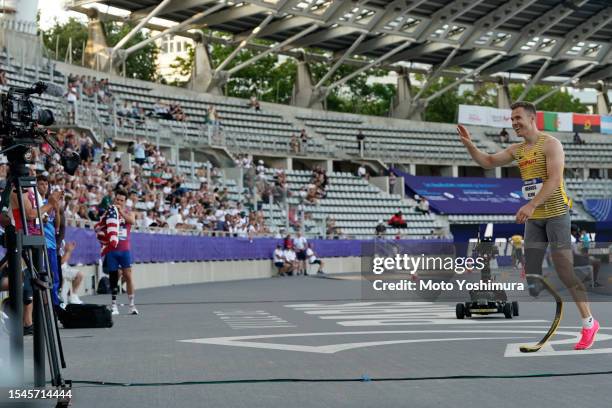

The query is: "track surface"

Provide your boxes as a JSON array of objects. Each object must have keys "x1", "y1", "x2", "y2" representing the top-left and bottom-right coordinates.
[{"x1": 4, "y1": 271, "x2": 612, "y2": 408}]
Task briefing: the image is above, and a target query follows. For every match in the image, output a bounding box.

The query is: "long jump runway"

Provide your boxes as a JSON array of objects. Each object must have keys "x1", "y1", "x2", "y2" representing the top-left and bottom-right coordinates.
[{"x1": 17, "y1": 275, "x2": 612, "y2": 407}]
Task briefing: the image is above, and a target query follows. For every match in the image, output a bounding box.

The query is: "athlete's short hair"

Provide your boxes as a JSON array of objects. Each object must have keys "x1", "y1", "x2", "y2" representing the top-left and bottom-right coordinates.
[
  {"x1": 510, "y1": 101, "x2": 537, "y2": 116},
  {"x1": 115, "y1": 189, "x2": 128, "y2": 199}
]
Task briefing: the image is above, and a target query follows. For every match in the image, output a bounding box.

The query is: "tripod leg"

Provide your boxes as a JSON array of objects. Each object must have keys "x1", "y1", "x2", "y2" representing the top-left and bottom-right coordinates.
[
  {"x1": 7, "y1": 233, "x2": 24, "y2": 385},
  {"x1": 26, "y1": 247, "x2": 46, "y2": 387}
]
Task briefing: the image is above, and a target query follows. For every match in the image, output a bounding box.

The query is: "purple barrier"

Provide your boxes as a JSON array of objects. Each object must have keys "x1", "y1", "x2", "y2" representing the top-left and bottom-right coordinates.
[
  {"x1": 0, "y1": 227, "x2": 450, "y2": 265},
  {"x1": 63, "y1": 227, "x2": 450, "y2": 265}
]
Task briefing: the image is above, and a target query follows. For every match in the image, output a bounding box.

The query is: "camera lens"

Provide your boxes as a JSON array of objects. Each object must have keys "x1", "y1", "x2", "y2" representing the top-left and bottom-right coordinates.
[{"x1": 35, "y1": 108, "x2": 55, "y2": 126}]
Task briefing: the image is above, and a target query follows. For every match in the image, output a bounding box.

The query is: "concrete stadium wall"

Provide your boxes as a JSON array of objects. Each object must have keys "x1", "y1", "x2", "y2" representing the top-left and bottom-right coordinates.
[{"x1": 73, "y1": 256, "x2": 361, "y2": 297}]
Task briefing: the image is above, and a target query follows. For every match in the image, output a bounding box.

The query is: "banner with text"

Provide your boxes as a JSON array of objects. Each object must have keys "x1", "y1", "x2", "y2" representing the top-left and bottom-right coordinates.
[
  {"x1": 393, "y1": 170, "x2": 527, "y2": 215},
  {"x1": 458, "y1": 105, "x2": 511, "y2": 128}
]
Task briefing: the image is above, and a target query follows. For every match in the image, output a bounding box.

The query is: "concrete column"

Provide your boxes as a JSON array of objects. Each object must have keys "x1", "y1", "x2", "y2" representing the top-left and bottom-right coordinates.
[
  {"x1": 286, "y1": 157, "x2": 293, "y2": 171},
  {"x1": 496, "y1": 79, "x2": 511, "y2": 109},
  {"x1": 84, "y1": 9, "x2": 113, "y2": 72},
  {"x1": 484, "y1": 167, "x2": 502, "y2": 178},
  {"x1": 583, "y1": 168, "x2": 589, "y2": 179},
  {"x1": 292, "y1": 58, "x2": 323, "y2": 110},
  {"x1": 596, "y1": 86, "x2": 610, "y2": 115},
  {"x1": 392, "y1": 68, "x2": 423, "y2": 121},
  {"x1": 324, "y1": 159, "x2": 334, "y2": 174},
  {"x1": 409, "y1": 163, "x2": 416, "y2": 175},
  {"x1": 188, "y1": 37, "x2": 223, "y2": 95},
  {"x1": 439, "y1": 166, "x2": 457, "y2": 177}
]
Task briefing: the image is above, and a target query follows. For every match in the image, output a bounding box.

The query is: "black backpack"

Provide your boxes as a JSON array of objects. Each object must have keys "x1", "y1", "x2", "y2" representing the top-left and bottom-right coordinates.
[
  {"x1": 58, "y1": 304, "x2": 113, "y2": 329},
  {"x1": 97, "y1": 276, "x2": 111, "y2": 294}
]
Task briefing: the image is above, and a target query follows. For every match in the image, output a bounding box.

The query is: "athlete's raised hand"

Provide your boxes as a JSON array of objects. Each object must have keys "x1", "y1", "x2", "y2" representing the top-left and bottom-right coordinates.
[
  {"x1": 457, "y1": 125, "x2": 473, "y2": 147},
  {"x1": 457, "y1": 124, "x2": 473, "y2": 147}
]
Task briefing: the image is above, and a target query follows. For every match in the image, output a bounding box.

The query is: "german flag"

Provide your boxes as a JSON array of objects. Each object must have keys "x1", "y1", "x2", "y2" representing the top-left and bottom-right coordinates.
[{"x1": 573, "y1": 114, "x2": 601, "y2": 133}]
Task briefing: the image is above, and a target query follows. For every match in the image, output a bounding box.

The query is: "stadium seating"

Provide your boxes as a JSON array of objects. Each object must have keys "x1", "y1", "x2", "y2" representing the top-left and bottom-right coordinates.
[
  {"x1": 261, "y1": 169, "x2": 442, "y2": 238},
  {"x1": 299, "y1": 115, "x2": 494, "y2": 162}
]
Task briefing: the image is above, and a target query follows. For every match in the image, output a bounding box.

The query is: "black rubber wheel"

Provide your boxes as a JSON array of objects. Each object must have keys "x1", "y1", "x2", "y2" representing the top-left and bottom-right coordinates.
[
  {"x1": 503, "y1": 303, "x2": 513, "y2": 319},
  {"x1": 456, "y1": 303, "x2": 465, "y2": 319},
  {"x1": 512, "y1": 301, "x2": 519, "y2": 317},
  {"x1": 464, "y1": 303, "x2": 472, "y2": 318}
]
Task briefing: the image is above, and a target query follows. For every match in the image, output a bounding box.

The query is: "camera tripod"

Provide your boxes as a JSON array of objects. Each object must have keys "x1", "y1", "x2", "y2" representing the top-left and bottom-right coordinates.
[{"x1": 2, "y1": 142, "x2": 71, "y2": 407}]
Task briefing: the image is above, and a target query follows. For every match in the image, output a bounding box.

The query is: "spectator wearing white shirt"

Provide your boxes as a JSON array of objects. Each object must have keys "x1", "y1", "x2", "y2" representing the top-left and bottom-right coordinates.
[
  {"x1": 273, "y1": 245, "x2": 288, "y2": 276},
  {"x1": 140, "y1": 210, "x2": 156, "y2": 228},
  {"x1": 293, "y1": 231, "x2": 308, "y2": 275},
  {"x1": 65, "y1": 86, "x2": 78, "y2": 123},
  {"x1": 59, "y1": 241, "x2": 84, "y2": 306},
  {"x1": 283, "y1": 246, "x2": 298, "y2": 276},
  {"x1": 134, "y1": 139, "x2": 146, "y2": 165},
  {"x1": 166, "y1": 209, "x2": 184, "y2": 230},
  {"x1": 416, "y1": 196, "x2": 430, "y2": 214},
  {"x1": 357, "y1": 164, "x2": 367, "y2": 178},
  {"x1": 256, "y1": 160, "x2": 266, "y2": 176},
  {"x1": 306, "y1": 243, "x2": 324, "y2": 275}
]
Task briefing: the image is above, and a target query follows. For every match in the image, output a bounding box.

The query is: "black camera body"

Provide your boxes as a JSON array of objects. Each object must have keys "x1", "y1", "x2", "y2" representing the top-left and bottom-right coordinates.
[
  {"x1": 0, "y1": 89, "x2": 54, "y2": 141},
  {"x1": 0, "y1": 82, "x2": 56, "y2": 161},
  {"x1": 0, "y1": 82, "x2": 80, "y2": 175}
]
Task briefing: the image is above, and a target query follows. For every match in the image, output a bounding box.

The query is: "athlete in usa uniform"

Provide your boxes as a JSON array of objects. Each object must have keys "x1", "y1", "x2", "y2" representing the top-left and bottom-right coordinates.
[{"x1": 95, "y1": 190, "x2": 138, "y2": 315}]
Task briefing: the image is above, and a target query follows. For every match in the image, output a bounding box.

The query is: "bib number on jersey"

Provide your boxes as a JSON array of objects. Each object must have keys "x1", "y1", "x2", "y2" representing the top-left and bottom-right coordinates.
[
  {"x1": 117, "y1": 226, "x2": 128, "y2": 240},
  {"x1": 522, "y1": 178, "x2": 543, "y2": 200}
]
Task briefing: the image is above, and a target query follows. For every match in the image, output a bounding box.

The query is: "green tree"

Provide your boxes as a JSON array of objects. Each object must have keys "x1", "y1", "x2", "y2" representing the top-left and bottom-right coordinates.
[
  {"x1": 509, "y1": 84, "x2": 587, "y2": 113},
  {"x1": 42, "y1": 17, "x2": 88, "y2": 63},
  {"x1": 310, "y1": 62, "x2": 395, "y2": 115},
  {"x1": 104, "y1": 22, "x2": 159, "y2": 81},
  {"x1": 412, "y1": 76, "x2": 462, "y2": 123}
]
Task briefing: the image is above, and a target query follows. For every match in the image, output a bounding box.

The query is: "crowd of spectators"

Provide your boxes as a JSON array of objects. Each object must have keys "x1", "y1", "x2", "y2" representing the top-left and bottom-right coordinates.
[
  {"x1": 272, "y1": 233, "x2": 324, "y2": 276},
  {"x1": 116, "y1": 101, "x2": 145, "y2": 125},
  {"x1": 67, "y1": 74, "x2": 112, "y2": 104},
  {"x1": 18, "y1": 129, "x2": 272, "y2": 240},
  {"x1": 147, "y1": 99, "x2": 186, "y2": 121}
]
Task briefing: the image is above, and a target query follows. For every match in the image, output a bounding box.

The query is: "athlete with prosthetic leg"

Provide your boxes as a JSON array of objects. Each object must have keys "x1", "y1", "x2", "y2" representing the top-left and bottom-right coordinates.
[{"x1": 457, "y1": 101, "x2": 598, "y2": 350}]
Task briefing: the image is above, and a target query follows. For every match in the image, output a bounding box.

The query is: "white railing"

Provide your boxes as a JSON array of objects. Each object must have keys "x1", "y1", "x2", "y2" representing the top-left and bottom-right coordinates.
[{"x1": 0, "y1": 18, "x2": 37, "y2": 35}]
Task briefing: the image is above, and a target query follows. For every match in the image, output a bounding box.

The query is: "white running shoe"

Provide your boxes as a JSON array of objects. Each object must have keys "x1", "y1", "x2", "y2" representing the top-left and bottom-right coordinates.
[
  {"x1": 69, "y1": 295, "x2": 83, "y2": 305},
  {"x1": 111, "y1": 304, "x2": 119, "y2": 315},
  {"x1": 129, "y1": 306, "x2": 139, "y2": 315}
]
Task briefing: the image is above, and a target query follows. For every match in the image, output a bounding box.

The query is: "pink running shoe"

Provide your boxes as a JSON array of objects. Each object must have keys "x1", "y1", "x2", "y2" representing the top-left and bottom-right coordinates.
[{"x1": 574, "y1": 319, "x2": 600, "y2": 350}]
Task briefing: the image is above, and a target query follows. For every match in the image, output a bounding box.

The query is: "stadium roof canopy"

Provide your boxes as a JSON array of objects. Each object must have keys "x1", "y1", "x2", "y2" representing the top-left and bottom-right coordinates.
[{"x1": 67, "y1": 0, "x2": 612, "y2": 89}]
